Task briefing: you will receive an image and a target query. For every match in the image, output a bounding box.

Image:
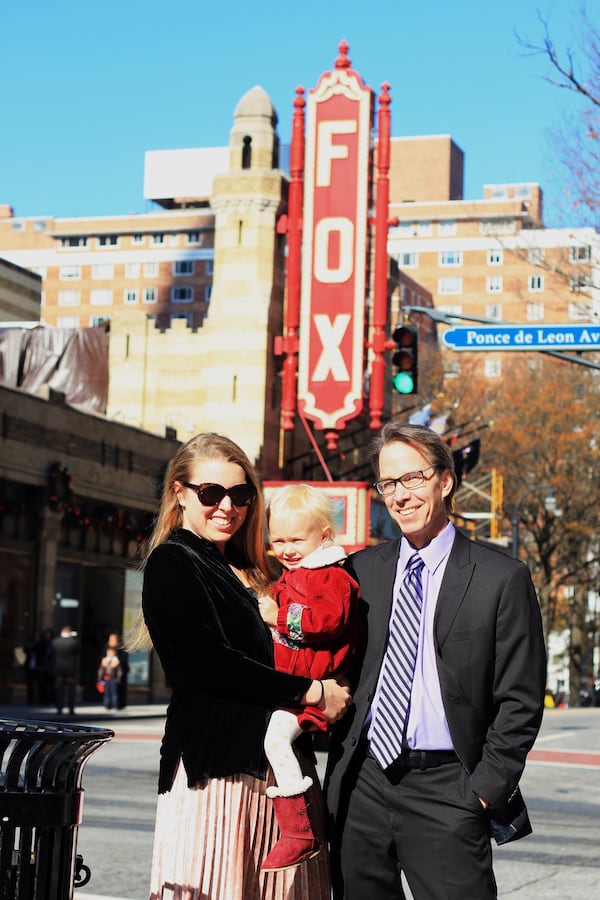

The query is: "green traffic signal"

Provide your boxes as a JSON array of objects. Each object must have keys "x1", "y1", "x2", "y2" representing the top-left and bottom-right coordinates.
[
  {"x1": 393, "y1": 371, "x2": 416, "y2": 394},
  {"x1": 391, "y1": 325, "x2": 418, "y2": 394}
]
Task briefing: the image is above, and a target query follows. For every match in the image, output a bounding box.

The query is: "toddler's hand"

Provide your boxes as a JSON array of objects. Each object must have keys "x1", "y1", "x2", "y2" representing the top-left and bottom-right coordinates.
[{"x1": 258, "y1": 595, "x2": 279, "y2": 627}]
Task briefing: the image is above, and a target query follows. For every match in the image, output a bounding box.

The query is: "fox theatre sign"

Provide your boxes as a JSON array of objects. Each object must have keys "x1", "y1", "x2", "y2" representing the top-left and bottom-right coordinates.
[{"x1": 278, "y1": 42, "x2": 394, "y2": 450}]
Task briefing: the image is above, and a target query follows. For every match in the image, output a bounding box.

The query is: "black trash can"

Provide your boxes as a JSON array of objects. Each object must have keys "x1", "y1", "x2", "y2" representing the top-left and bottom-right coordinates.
[{"x1": 0, "y1": 718, "x2": 113, "y2": 900}]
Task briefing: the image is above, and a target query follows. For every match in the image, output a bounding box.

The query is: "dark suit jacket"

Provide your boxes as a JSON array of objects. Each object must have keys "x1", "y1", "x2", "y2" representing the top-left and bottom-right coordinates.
[{"x1": 325, "y1": 529, "x2": 546, "y2": 838}]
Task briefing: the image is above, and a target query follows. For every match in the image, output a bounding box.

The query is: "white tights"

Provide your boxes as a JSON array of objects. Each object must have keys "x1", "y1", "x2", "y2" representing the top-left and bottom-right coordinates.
[{"x1": 264, "y1": 709, "x2": 313, "y2": 798}]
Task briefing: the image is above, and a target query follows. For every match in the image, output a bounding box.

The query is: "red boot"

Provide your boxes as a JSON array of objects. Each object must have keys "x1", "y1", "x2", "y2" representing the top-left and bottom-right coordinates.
[{"x1": 261, "y1": 792, "x2": 320, "y2": 872}]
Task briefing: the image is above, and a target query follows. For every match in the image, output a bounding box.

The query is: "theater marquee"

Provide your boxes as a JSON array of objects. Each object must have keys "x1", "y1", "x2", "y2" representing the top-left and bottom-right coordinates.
[{"x1": 297, "y1": 57, "x2": 373, "y2": 432}]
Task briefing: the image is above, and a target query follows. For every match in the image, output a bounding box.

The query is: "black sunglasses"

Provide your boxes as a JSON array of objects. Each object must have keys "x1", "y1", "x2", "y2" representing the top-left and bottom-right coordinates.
[{"x1": 182, "y1": 481, "x2": 256, "y2": 508}]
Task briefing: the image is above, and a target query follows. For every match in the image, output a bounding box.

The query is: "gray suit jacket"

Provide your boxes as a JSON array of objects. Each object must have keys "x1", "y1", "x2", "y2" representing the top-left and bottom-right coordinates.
[{"x1": 324, "y1": 529, "x2": 546, "y2": 841}]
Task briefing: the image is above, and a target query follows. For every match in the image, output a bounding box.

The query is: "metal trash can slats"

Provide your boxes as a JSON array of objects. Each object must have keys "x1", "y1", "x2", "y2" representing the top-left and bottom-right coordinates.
[{"x1": 0, "y1": 718, "x2": 113, "y2": 900}]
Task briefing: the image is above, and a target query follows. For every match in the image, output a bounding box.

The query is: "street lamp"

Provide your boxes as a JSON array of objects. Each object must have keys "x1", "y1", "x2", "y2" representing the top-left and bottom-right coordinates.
[{"x1": 511, "y1": 484, "x2": 557, "y2": 558}]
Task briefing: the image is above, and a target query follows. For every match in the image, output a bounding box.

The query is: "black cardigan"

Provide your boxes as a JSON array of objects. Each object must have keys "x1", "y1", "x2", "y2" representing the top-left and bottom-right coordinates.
[{"x1": 142, "y1": 529, "x2": 312, "y2": 792}]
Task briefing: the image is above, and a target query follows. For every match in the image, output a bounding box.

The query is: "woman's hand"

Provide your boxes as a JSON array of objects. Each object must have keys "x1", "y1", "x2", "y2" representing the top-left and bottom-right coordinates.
[
  {"x1": 258, "y1": 595, "x2": 278, "y2": 627},
  {"x1": 302, "y1": 678, "x2": 351, "y2": 724}
]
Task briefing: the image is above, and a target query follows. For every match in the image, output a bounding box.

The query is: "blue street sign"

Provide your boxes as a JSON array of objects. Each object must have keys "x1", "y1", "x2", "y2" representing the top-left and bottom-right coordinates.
[{"x1": 443, "y1": 324, "x2": 600, "y2": 352}]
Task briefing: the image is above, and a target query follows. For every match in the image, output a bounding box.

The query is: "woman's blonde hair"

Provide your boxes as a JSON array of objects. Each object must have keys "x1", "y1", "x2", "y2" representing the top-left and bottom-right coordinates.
[
  {"x1": 266, "y1": 483, "x2": 339, "y2": 540},
  {"x1": 127, "y1": 432, "x2": 273, "y2": 650}
]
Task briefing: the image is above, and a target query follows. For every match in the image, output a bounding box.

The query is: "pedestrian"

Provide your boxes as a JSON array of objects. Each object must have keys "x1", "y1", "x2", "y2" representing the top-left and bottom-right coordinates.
[
  {"x1": 51, "y1": 625, "x2": 80, "y2": 716},
  {"x1": 97, "y1": 645, "x2": 122, "y2": 710},
  {"x1": 127, "y1": 432, "x2": 350, "y2": 900},
  {"x1": 23, "y1": 630, "x2": 46, "y2": 704},
  {"x1": 257, "y1": 484, "x2": 361, "y2": 873},
  {"x1": 325, "y1": 421, "x2": 547, "y2": 900},
  {"x1": 105, "y1": 632, "x2": 129, "y2": 708}
]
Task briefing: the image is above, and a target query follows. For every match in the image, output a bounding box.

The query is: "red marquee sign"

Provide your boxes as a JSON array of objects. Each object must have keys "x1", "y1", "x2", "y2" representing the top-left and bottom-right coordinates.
[{"x1": 297, "y1": 50, "x2": 373, "y2": 433}]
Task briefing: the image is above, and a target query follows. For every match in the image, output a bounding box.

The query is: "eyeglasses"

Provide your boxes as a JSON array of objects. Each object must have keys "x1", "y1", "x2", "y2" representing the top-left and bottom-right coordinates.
[
  {"x1": 374, "y1": 466, "x2": 438, "y2": 496},
  {"x1": 183, "y1": 481, "x2": 256, "y2": 507}
]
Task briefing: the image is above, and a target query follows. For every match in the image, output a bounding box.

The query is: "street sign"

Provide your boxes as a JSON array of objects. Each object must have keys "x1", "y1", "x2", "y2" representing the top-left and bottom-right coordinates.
[{"x1": 443, "y1": 324, "x2": 600, "y2": 352}]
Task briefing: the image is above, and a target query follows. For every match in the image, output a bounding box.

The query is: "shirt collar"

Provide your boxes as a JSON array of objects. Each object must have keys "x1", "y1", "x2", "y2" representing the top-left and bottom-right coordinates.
[{"x1": 399, "y1": 520, "x2": 455, "y2": 575}]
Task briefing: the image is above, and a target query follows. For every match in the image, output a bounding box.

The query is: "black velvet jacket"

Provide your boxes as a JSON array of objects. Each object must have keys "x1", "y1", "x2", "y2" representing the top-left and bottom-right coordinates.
[{"x1": 142, "y1": 528, "x2": 312, "y2": 793}]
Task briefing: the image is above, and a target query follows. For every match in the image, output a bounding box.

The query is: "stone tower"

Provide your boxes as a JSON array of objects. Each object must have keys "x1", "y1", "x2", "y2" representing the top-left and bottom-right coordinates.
[{"x1": 207, "y1": 85, "x2": 287, "y2": 471}]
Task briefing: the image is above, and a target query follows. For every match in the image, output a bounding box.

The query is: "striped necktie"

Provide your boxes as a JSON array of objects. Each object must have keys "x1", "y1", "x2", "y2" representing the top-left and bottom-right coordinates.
[{"x1": 370, "y1": 553, "x2": 425, "y2": 769}]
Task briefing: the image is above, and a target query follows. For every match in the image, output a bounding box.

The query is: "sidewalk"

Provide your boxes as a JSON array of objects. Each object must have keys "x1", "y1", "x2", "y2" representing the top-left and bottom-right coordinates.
[{"x1": 0, "y1": 700, "x2": 167, "y2": 725}]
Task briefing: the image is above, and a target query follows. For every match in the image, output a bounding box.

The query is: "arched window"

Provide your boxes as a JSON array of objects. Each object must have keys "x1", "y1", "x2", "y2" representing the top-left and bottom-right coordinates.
[{"x1": 242, "y1": 135, "x2": 252, "y2": 169}]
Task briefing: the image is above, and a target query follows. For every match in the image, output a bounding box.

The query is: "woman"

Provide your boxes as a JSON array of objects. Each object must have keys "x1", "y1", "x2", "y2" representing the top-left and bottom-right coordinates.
[{"x1": 129, "y1": 432, "x2": 350, "y2": 900}]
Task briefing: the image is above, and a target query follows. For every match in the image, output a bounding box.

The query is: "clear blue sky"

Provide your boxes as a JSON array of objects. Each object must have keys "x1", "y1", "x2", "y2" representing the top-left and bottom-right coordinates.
[{"x1": 0, "y1": 0, "x2": 594, "y2": 227}]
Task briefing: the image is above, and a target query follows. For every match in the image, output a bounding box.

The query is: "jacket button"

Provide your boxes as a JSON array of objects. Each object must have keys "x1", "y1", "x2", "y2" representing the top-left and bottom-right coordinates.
[{"x1": 350, "y1": 736, "x2": 357, "y2": 747}]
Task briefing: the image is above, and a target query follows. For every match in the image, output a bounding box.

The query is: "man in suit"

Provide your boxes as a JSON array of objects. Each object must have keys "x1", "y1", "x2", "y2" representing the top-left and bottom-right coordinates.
[{"x1": 325, "y1": 422, "x2": 546, "y2": 900}]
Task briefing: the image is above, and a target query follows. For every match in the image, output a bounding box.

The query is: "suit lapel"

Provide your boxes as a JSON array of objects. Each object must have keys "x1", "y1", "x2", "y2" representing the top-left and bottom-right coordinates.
[
  {"x1": 435, "y1": 531, "x2": 475, "y2": 647},
  {"x1": 366, "y1": 539, "x2": 401, "y2": 677}
]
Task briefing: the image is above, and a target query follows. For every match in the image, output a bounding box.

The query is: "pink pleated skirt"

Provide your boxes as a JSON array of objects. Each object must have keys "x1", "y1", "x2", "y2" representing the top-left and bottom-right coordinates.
[{"x1": 149, "y1": 757, "x2": 331, "y2": 900}]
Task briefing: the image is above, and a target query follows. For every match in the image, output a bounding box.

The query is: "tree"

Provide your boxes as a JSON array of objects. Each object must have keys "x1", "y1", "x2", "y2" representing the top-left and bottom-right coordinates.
[
  {"x1": 440, "y1": 356, "x2": 600, "y2": 703},
  {"x1": 518, "y1": 5, "x2": 600, "y2": 225}
]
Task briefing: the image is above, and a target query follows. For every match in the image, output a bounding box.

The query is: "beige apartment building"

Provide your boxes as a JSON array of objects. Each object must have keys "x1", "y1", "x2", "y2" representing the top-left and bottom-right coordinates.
[{"x1": 386, "y1": 135, "x2": 599, "y2": 378}]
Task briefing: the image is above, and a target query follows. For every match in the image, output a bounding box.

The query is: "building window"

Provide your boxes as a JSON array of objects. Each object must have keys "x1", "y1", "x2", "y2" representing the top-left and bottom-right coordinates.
[
  {"x1": 92, "y1": 263, "x2": 114, "y2": 279},
  {"x1": 398, "y1": 252, "x2": 418, "y2": 268},
  {"x1": 60, "y1": 236, "x2": 88, "y2": 248},
  {"x1": 570, "y1": 245, "x2": 591, "y2": 262},
  {"x1": 568, "y1": 301, "x2": 591, "y2": 320},
  {"x1": 98, "y1": 235, "x2": 119, "y2": 247},
  {"x1": 90, "y1": 315, "x2": 110, "y2": 327},
  {"x1": 143, "y1": 287, "x2": 157, "y2": 304},
  {"x1": 58, "y1": 290, "x2": 80, "y2": 307},
  {"x1": 569, "y1": 274, "x2": 591, "y2": 292},
  {"x1": 527, "y1": 247, "x2": 545, "y2": 265},
  {"x1": 527, "y1": 302, "x2": 544, "y2": 321},
  {"x1": 168, "y1": 234, "x2": 179, "y2": 247},
  {"x1": 131, "y1": 234, "x2": 144, "y2": 245},
  {"x1": 438, "y1": 221, "x2": 456, "y2": 236},
  {"x1": 206, "y1": 259, "x2": 214, "y2": 275},
  {"x1": 204, "y1": 285, "x2": 212, "y2": 302},
  {"x1": 33, "y1": 220, "x2": 48, "y2": 232},
  {"x1": 479, "y1": 219, "x2": 515, "y2": 235},
  {"x1": 528, "y1": 275, "x2": 544, "y2": 292},
  {"x1": 487, "y1": 249, "x2": 503, "y2": 265},
  {"x1": 186, "y1": 231, "x2": 202, "y2": 245},
  {"x1": 31, "y1": 266, "x2": 47, "y2": 278},
  {"x1": 173, "y1": 260, "x2": 194, "y2": 276},
  {"x1": 90, "y1": 289, "x2": 113, "y2": 305},
  {"x1": 486, "y1": 276, "x2": 503, "y2": 294},
  {"x1": 171, "y1": 286, "x2": 193, "y2": 303},
  {"x1": 485, "y1": 303, "x2": 503, "y2": 320},
  {"x1": 11, "y1": 221, "x2": 25, "y2": 232},
  {"x1": 438, "y1": 277, "x2": 463, "y2": 295},
  {"x1": 484, "y1": 358, "x2": 502, "y2": 378},
  {"x1": 125, "y1": 262, "x2": 140, "y2": 278},
  {"x1": 438, "y1": 304, "x2": 463, "y2": 316},
  {"x1": 57, "y1": 315, "x2": 79, "y2": 328},
  {"x1": 151, "y1": 233, "x2": 165, "y2": 245},
  {"x1": 59, "y1": 265, "x2": 81, "y2": 280},
  {"x1": 439, "y1": 250, "x2": 463, "y2": 267},
  {"x1": 124, "y1": 289, "x2": 139, "y2": 304},
  {"x1": 416, "y1": 221, "x2": 432, "y2": 237},
  {"x1": 143, "y1": 262, "x2": 159, "y2": 277}
]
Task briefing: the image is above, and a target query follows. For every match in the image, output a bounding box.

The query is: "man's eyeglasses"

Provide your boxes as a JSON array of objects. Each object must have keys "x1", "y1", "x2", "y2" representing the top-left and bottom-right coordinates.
[
  {"x1": 374, "y1": 466, "x2": 438, "y2": 496},
  {"x1": 183, "y1": 482, "x2": 256, "y2": 507}
]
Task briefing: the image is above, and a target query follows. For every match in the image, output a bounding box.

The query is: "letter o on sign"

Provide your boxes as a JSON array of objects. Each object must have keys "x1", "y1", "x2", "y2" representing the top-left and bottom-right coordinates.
[{"x1": 314, "y1": 217, "x2": 354, "y2": 283}]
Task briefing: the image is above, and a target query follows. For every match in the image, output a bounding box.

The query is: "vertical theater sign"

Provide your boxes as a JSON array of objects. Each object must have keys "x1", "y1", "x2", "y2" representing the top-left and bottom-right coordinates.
[{"x1": 278, "y1": 41, "x2": 394, "y2": 452}]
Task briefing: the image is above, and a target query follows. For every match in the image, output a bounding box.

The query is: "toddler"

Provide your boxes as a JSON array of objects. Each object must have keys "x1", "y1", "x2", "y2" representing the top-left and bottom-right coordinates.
[{"x1": 258, "y1": 483, "x2": 361, "y2": 872}]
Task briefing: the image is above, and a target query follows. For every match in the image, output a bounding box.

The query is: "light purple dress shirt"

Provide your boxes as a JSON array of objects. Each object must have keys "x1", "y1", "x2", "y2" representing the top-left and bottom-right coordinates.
[{"x1": 368, "y1": 521, "x2": 456, "y2": 752}]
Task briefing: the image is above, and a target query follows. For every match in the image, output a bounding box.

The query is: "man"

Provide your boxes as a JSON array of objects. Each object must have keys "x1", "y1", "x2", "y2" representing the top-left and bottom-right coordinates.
[
  {"x1": 51, "y1": 625, "x2": 80, "y2": 715},
  {"x1": 325, "y1": 422, "x2": 546, "y2": 900}
]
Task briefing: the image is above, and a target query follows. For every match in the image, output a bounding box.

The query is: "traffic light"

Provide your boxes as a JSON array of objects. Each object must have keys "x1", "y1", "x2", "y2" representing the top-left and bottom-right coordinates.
[{"x1": 392, "y1": 325, "x2": 418, "y2": 394}]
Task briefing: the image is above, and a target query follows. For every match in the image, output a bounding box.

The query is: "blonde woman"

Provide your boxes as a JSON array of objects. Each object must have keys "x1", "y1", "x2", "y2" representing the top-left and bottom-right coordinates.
[{"x1": 129, "y1": 433, "x2": 350, "y2": 900}]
